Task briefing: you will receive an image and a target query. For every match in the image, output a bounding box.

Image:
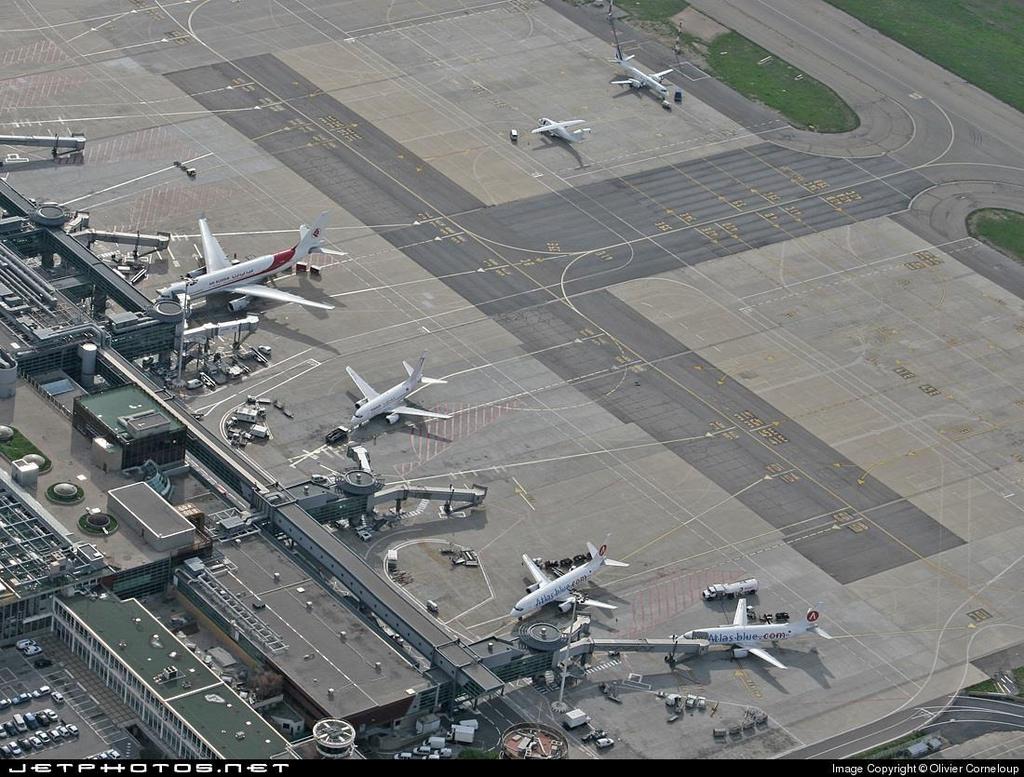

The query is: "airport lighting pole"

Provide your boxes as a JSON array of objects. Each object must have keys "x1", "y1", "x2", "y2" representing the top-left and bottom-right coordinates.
[
  {"x1": 175, "y1": 278, "x2": 197, "y2": 383},
  {"x1": 557, "y1": 595, "x2": 578, "y2": 708}
]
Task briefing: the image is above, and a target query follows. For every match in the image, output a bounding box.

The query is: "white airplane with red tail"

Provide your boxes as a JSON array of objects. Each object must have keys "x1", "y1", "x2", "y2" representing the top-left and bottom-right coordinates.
[{"x1": 157, "y1": 212, "x2": 336, "y2": 310}]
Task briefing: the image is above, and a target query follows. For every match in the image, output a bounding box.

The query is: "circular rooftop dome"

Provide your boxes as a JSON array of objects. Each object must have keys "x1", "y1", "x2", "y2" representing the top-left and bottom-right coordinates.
[
  {"x1": 338, "y1": 468, "x2": 383, "y2": 496},
  {"x1": 53, "y1": 482, "x2": 78, "y2": 498},
  {"x1": 23, "y1": 453, "x2": 46, "y2": 468},
  {"x1": 0, "y1": 425, "x2": 14, "y2": 442}
]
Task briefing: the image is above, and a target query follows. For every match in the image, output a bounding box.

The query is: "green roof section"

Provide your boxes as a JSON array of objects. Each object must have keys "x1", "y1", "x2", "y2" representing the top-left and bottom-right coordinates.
[
  {"x1": 63, "y1": 595, "x2": 214, "y2": 700},
  {"x1": 75, "y1": 385, "x2": 184, "y2": 438},
  {"x1": 170, "y1": 688, "x2": 291, "y2": 760},
  {"x1": 61, "y1": 595, "x2": 290, "y2": 759}
]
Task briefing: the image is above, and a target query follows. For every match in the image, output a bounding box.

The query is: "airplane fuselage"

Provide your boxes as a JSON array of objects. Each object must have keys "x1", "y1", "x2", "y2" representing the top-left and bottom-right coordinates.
[
  {"x1": 625, "y1": 65, "x2": 668, "y2": 97},
  {"x1": 685, "y1": 624, "x2": 799, "y2": 646},
  {"x1": 160, "y1": 247, "x2": 297, "y2": 301},
  {"x1": 351, "y1": 380, "x2": 415, "y2": 427},
  {"x1": 514, "y1": 559, "x2": 601, "y2": 614}
]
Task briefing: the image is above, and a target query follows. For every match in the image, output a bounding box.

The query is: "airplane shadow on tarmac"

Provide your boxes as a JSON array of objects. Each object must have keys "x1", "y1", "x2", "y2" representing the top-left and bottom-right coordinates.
[{"x1": 532, "y1": 137, "x2": 588, "y2": 170}]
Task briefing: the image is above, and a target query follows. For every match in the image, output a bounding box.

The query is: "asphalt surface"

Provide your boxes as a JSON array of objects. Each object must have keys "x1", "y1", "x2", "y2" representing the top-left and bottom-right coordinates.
[{"x1": 169, "y1": 53, "x2": 960, "y2": 585}]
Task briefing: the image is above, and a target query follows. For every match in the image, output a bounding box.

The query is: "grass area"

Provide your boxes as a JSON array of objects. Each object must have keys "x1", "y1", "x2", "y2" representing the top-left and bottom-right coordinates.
[
  {"x1": 611, "y1": 0, "x2": 690, "y2": 39},
  {"x1": 0, "y1": 428, "x2": 51, "y2": 472},
  {"x1": 706, "y1": 32, "x2": 859, "y2": 132},
  {"x1": 825, "y1": 1, "x2": 1024, "y2": 113},
  {"x1": 968, "y1": 209, "x2": 1024, "y2": 263},
  {"x1": 965, "y1": 678, "x2": 999, "y2": 694},
  {"x1": 457, "y1": 747, "x2": 499, "y2": 759},
  {"x1": 854, "y1": 730, "x2": 925, "y2": 760}
]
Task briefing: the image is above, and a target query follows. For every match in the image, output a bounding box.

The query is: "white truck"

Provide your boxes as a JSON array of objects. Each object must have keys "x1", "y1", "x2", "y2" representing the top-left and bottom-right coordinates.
[
  {"x1": 560, "y1": 708, "x2": 591, "y2": 730},
  {"x1": 701, "y1": 578, "x2": 759, "y2": 601},
  {"x1": 450, "y1": 724, "x2": 476, "y2": 744}
]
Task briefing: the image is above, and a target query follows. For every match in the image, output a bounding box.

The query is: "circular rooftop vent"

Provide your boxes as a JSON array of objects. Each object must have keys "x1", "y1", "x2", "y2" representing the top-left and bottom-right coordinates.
[
  {"x1": 150, "y1": 299, "x2": 184, "y2": 322},
  {"x1": 518, "y1": 621, "x2": 569, "y2": 652},
  {"x1": 53, "y1": 482, "x2": 77, "y2": 497},
  {"x1": 338, "y1": 468, "x2": 383, "y2": 496},
  {"x1": 313, "y1": 718, "x2": 355, "y2": 759},
  {"x1": 30, "y1": 203, "x2": 70, "y2": 227},
  {"x1": 0, "y1": 425, "x2": 14, "y2": 442}
]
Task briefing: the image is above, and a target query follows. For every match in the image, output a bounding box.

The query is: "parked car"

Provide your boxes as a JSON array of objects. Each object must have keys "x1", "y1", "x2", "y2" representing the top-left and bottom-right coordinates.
[
  {"x1": 4, "y1": 721, "x2": 17, "y2": 736},
  {"x1": 0, "y1": 744, "x2": 11, "y2": 757},
  {"x1": 9, "y1": 743, "x2": 23, "y2": 756},
  {"x1": 23, "y1": 646, "x2": 42, "y2": 657},
  {"x1": 49, "y1": 728, "x2": 62, "y2": 741},
  {"x1": 15, "y1": 640, "x2": 37, "y2": 652},
  {"x1": 594, "y1": 737, "x2": 615, "y2": 750},
  {"x1": 393, "y1": 753, "x2": 413, "y2": 760},
  {"x1": 17, "y1": 737, "x2": 31, "y2": 751},
  {"x1": 66, "y1": 724, "x2": 79, "y2": 737},
  {"x1": 42, "y1": 709, "x2": 57, "y2": 723},
  {"x1": 12, "y1": 694, "x2": 29, "y2": 706},
  {"x1": 50, "y1": 691, "x2": 64, "y2": 705},
  {"x1": 24, "y1": 712, "x2": 38, "y2": 730},
  {"x1": 37, "y1": 731, "x2": 50, "y2": 745},
  {"x1": 56, "y1": 726, "x2": 69, "y2": 739},
  {"x1": 36, "y1": 686, "x2": 50, "y2": 696},
  {"x1": 28, "y1": 736, "x2": 41, "y2": 749},
  {"x1": 0, "y1": 698, "x2": 9, "y2": 710}
]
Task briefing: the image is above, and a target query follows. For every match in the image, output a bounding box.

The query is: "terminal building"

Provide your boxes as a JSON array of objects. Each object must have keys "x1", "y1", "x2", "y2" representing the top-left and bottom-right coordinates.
[
  {"x1": 52, "y1": 594, "x2": 292, "y2": 759},
  {"x1": 73, "y1": 385, "x2": 186, "y2": 470}
]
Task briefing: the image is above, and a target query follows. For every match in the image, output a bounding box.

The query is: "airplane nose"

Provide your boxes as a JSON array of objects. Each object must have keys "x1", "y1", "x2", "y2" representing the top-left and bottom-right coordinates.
[{"x1": 682, "y1": 631, "x2": 693, "y2": 640}]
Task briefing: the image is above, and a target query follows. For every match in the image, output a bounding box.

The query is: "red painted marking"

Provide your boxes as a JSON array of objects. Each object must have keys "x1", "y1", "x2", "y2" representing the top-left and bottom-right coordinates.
[
  {"x1": 806, "y1": 610, "x2": 819, "y2": 622},
  {"x1": 599, "y1": 543, "x2": 607, "y2": 557}
]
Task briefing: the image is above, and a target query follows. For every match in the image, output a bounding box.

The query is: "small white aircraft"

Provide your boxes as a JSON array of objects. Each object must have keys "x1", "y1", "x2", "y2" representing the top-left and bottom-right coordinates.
[
  {"x1": 510, "y1": 541, "x2": 628, "y2": 617},
  {"x1": 346, "y1": 351, "x2": 450, "y2": 428},
  {"x1": 682, "y1": 600, "x2": 832, "y2": 669},
  {"x1": 532, "y1": 117, "x2": 591, "y2": 143},
  {"x1": 157, "y1": 213, "x2": 337, "y2": 311},
  {"x1": 611, "y1": 46, "x2": 673, "y2": 99}
]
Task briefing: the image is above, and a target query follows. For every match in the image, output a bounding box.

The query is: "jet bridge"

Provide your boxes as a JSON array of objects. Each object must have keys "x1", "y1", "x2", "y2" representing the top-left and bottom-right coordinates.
[
  {"x1": 558, "y1": 637, "x2": 709, "y2": 663},
  {"x1": 373, "y1": 482, "x2": 487, "y2": 513},
  {"x1": 0, "y1": 133, "x2": 85, "y2": 159}
]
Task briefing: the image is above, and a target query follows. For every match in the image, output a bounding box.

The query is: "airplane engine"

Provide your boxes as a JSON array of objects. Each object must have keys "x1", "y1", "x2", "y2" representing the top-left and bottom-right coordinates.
[
  {"x1": 558, "y1": 599, "x2": 575, "y2": 613},
  {"x1": 526, "y1": 582, "x2": 541, "y2": 593},
  {"x1": 732, "y1": 648, "x2": 749, "y2": 659},
  {"x1": 355, "y1": 398, "x2": 368, "y2": 408},
  {"x1": 386, "y1": 412, "x2": 401, "y2": 425}
]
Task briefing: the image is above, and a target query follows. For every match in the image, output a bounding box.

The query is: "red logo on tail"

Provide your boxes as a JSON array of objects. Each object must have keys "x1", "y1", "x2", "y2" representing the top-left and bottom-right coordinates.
[
  {"x1": 806, "y1": 610, "x2": 820, "y2": 622},
  {"x1": 598, "y1": 544, "x2": 607, "y2": 557},
  {"x1": 313, "y1": 228, "x2": 321, "y2": 238}
]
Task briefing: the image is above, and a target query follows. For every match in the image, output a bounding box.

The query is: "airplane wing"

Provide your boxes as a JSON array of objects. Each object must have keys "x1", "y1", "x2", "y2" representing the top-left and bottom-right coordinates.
[
  {"x1": 611, "y1": 79, "x2": 639, "y2": 86},
  {"x1": 554, "y1": 592, "x2": 617, "y2": 610},
  {"x1": 522, "y1": 555, "x2": 552, "y2": 587},
  {"x1": 733, "y1": 598, "x2": 748, "y2": 627},
  {"x1": 651, "y1": 69, "x2": 674, "y2": 79},
  {"x1": 392, "y1": 405, "x2": 452, "y2": 420},
  {"x1": 578, "y1": 597, "x2": 617, "y2": 610},
  {"x1": 233, "y1": 284, "x2": 334, "y2": 310},
  {"x1": 747, "y1": 646, "x2": 787, "y2": 669},
  {"x1": 345, "y1": 366, "x2": 380, "y2": 400},
  {"x1": 198, "y1": 217, "x2": 230, "y2": 273}
]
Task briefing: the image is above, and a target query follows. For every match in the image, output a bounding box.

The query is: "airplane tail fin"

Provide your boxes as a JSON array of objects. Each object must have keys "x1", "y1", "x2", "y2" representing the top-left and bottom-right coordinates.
[
  {"x1": 295, "y1": 211, "x2": 329, "y2": 258},
  {"x1": 803, "y1": 602, "x2": 832, "y2": 638},
  {"x1": 405, "y1": 351, "x2": 447, "y2": 386},
  {"x1": 588, "y1": 541, "x2": 629, "y2": 568}
]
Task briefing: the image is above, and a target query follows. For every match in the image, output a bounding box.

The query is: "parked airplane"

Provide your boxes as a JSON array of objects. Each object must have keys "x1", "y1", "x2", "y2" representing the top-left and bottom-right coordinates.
[
  {"x1": 682, "y1": 600, "x2": 832, "y2": 668},
  {"x1": 510, "y1": 542, "x2": 628, "y2": 617},
  {"x1": 346, "y1": 351, "x2": 450, "y2": 428},
  {"x1": 157, "y1": 213, "x2": 336, "y2": 311},
  {"x1": 611, "y1": 46, "x2": 673, "y2": 98},
  {"x1": 532, "y1": 117, "x2": 591, "y2": 143}
]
